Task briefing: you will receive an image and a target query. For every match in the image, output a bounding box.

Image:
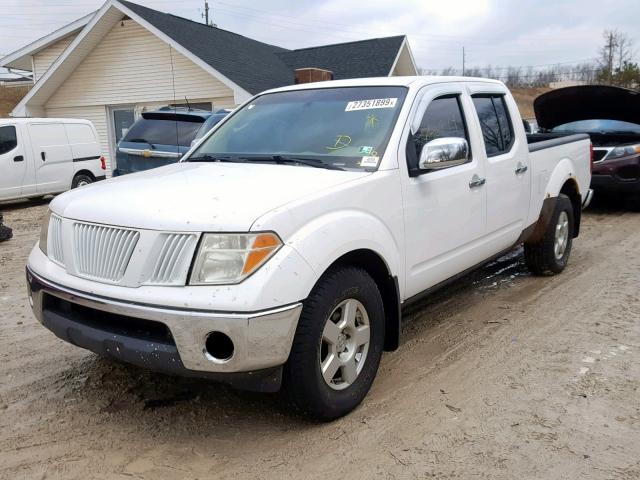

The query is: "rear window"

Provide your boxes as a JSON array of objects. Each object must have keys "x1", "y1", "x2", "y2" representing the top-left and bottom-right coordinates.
[
  {"x1": 552, "y1": 119, "x2": 640, "y2": 134},
  {"x1": 0, "y1": 126, "x2": 17, "y2": 155},
  {"x1": 472, "y1": 94, "x2": 515, "y2": 156},
  {"x1": 123, "y1": 118, "x2": 203, "y2": 147}
]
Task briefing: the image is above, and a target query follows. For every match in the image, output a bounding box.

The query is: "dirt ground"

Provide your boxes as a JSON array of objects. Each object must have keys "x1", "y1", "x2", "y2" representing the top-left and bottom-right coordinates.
[{"x1": 0, "y1": 198, "x2": 638, "y2": 480}]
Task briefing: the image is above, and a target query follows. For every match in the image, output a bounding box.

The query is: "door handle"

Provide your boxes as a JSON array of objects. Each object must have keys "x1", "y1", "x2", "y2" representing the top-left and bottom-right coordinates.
[
  {"x1": 515, "y1": 163, "x2": 528, "y2": 174},
  {"x1": 41, "y1": 151, "x2": 46, "y2": 161},
  {"x1": 469, "y1": 174, "x2": 486, "y2": 189},
  {"x1": 13, "y1": 155, "x2": 24, "y2": 162}
]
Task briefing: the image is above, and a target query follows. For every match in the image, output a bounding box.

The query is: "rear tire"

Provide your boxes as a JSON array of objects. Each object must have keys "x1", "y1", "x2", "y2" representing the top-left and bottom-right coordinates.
[
  {"x1": 283, "y1": 266, "x2": 385, "y2": 421},
  {"x1": 525, "y1": 193, "x2": 574, "y2": 275},
  {"x1": 72, "y1": 174, "x2": 93, "y2": 189}
]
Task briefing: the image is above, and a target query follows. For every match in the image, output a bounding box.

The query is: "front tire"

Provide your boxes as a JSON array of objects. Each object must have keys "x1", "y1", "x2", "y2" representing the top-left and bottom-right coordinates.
[
  {"x1": 524, "y1": 193, "x2": 574, "y2": 275},
  {"x1": 283, "y1": 266, "x2": 385, "y2": 421}
]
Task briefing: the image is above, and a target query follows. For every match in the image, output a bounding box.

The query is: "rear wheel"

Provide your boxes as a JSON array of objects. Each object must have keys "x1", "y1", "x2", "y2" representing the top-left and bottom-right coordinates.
[
  {"x1": 72, "y1": 174, "x2": 93, "y2": 189},
  {"x1": 283, "y1": 266, "x2": 385, "y2": 421},
  {"x1": 525, "y1": 193, "x2": 574, "y2": 275}
]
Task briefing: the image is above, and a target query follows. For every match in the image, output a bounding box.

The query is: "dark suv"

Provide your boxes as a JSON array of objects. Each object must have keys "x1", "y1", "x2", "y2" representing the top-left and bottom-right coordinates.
[
  {"x1": 535, "y1": 85, "x2": 640, "y2": 208},
  {"x1": 113, "y1": 107, "x2": 229, "y2": 176}
]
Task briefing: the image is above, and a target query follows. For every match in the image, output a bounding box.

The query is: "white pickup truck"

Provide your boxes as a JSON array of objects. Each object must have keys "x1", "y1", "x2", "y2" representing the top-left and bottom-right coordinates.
[{"x1": 26, "y1": 77, "x2": 592, "y2": 420}]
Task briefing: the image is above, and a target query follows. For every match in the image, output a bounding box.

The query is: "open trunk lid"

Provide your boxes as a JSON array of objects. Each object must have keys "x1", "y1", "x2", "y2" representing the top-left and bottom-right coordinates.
[{"x1": 534, "y1": 85, "x2": 640, "y2": 130}]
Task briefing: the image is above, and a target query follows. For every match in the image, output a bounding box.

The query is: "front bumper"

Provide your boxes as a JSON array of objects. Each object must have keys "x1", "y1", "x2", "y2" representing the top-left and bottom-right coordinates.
[
  {"x1": 591, "y1": 154, "x2": 640, "y2": 194},
  {"x1": 26, "y1": 267, "x2": 302, "y2": 390}
]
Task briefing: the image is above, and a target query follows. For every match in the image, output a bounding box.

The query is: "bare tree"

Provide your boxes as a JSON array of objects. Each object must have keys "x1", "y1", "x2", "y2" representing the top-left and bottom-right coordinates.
[{"x1": 616, "y1": 33, "x2": 635, "y2": 71}]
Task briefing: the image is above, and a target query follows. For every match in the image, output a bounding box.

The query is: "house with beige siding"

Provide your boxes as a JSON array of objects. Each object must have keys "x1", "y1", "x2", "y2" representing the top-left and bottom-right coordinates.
[{"x1": 1, "y1": 0, "x2": 417, "y2": 173}]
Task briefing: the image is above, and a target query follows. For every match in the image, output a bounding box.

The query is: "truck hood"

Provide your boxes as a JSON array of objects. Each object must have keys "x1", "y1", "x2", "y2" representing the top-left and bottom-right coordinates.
[
  {"x1": 534, "y1": 85, "x2": 640, "y2": 130},
  {"x1": 51, "y1": 162, "x2": 368, "y2": 231}
]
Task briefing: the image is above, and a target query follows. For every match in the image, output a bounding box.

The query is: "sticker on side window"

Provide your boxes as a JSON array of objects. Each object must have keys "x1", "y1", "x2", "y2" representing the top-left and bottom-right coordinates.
[
  {"x1": 346, "y1": 98, "x2": 397, "y2": 111},
  {"x1": 360, "y1": 156, "x2": 379, "y2": 168}
]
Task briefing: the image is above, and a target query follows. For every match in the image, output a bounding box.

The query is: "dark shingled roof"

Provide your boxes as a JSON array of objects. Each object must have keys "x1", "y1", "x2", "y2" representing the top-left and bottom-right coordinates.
[
  {"x1": 118, "y1": 0, "x2": 406, "y2": 94},
  {"x1": 277, "y1": 36, "x2": 406, "y2": 81}
]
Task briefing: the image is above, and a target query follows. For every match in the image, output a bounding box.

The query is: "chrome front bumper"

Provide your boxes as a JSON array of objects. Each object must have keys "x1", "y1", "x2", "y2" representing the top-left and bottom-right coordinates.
[{"x1": 26, "y1": 268, "x2": 302, "y2": 375}]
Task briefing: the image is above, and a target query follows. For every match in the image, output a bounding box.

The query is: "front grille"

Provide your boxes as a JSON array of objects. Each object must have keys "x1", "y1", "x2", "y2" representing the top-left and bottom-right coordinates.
[
  {"x1": 148, "y1": 233, "x2": 197, "y2": 285},
  {"x1": 593, "y1": 149, "x2": 608, "y2": 162},
  {"x1": 73, "y1": 222, "x2": 139, "y2": 282},
  {"x1": 49, "y1": 215, "x2": 64, "y2": 265}
]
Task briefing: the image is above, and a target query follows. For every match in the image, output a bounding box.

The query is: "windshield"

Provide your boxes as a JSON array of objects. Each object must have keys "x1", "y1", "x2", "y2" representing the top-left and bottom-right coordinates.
[
  {"x1": 194, "y1": 113, "x2": 228, "y2": 141},
  {"x1": 123, "y1": 118, "x2": 203, "y2": 147},
  {"x1": 552, "y1": 119, "x2": 640, "y2": 134},
  {"x1": 188, "y1": 86, "x2": 408, "y2": 170}
]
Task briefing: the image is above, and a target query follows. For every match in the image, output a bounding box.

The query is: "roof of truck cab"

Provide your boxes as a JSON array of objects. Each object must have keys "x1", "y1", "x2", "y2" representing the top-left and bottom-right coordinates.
[{"x1": 261, "y1": 76, "x2": 504, "y2": 94}]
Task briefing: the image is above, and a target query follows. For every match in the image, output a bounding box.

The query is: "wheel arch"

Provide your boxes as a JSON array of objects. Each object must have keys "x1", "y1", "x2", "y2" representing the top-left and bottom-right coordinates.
[
  {"x1": 72, "y1": 169, "x2": 96, "y2": 182},
  {"x1": 322, "y1": 249, "x2": 401, "y2": 352},
  {"x1": 559, "y1": 178, "x2": 581, "y2": 237}
]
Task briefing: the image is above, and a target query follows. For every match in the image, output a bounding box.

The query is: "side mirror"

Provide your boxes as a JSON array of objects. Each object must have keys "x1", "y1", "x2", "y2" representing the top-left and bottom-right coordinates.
[{"x1": 418, "y1": 137, "x2": 469, "y2": 171}]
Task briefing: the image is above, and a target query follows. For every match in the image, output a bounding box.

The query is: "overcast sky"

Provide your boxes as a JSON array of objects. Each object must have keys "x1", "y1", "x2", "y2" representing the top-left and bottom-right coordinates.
[{"x1": 1, "y1": 0, "x2": 639, "y2": 73}]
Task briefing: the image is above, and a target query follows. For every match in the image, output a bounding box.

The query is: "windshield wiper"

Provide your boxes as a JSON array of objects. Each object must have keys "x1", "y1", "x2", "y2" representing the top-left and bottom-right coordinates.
[
  {"x1": 126, "y1": 138, "x2": 156, "y2": 149},
  {"x1": 239, "y1": 155, "x2": 345, "y2": 171},
  {"x1": 187, "y1": 154, "x2": 245, "y2": 163}
]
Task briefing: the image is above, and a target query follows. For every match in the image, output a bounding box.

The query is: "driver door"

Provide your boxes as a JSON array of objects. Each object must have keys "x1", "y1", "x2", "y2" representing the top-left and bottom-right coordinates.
[{"x1": 400, "y1": 85, "x2": 487, "y2": 299}]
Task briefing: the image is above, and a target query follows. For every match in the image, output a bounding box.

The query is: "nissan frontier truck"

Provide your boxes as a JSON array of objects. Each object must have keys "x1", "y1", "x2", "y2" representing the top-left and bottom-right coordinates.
[{"x1": 27, "y1": 76, "x2": 592, "y2": 420}]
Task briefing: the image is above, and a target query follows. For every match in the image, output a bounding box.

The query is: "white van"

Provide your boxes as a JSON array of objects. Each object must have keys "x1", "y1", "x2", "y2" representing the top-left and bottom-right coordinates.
[{"x1": 0, "y1": 118, "x2": 106, "y2": 202}]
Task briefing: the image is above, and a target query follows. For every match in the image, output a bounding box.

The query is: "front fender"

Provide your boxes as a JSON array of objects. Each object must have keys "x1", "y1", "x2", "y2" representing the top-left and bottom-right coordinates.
[{"x1": 286, "y1": 210, "x2": 403, "y2": 297}]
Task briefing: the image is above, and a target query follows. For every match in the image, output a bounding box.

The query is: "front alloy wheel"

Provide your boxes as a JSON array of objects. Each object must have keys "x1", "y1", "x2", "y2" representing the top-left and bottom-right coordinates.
[
  {"x1": 320, "y1": 299, "x2": 371, "y2": 390},
  {"x1": 283, "y1": 267, "x2": 385, "y2": 421}
]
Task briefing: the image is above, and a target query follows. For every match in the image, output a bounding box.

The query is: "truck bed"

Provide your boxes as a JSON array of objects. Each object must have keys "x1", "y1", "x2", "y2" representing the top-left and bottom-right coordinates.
[{"x1": 527, "y1": 133, "x2": 590, "y2": 152}]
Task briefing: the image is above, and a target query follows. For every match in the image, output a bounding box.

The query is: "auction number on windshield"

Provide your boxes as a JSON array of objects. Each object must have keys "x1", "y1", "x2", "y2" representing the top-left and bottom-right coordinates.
[{"x1": 345, "y1": 98, "x2": 398, "y2": 111}]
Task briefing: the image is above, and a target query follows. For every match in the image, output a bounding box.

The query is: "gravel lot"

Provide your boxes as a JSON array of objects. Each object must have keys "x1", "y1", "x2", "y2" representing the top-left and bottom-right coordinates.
[{"x1": 0, "y1": 198, "x2": 639, "y2": 480}]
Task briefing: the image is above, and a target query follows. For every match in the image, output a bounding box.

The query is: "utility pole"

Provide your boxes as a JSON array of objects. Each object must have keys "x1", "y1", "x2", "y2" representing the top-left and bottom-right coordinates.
[
  {"x1": 202, "y1": 1, "x2": 210, "y2": 26},
  {"x1": 605, "y1": 31, "x2": 617, "y2": 84},
  {"x1": 462, "y1": 46, "x2": 466, "y2": 76}
]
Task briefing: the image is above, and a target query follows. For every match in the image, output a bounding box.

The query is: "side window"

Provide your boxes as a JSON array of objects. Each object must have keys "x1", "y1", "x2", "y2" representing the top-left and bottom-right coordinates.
[
  {"x1": 493, "y1": 96, "x2": 514, "y2": 150},
  {"x1": 472, "y1": 94, "x2": 514, "y2": 156},
  {"x1": 0, "y1": 126, "x2": 17, "y2": 155},
  {"x1": 409, "y1": 95, "x2": 470, "y2": 170}
]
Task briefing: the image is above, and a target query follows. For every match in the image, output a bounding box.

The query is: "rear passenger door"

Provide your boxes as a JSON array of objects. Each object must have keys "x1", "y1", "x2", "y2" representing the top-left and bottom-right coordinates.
[
  {"x1": 470, "y1": 88, "x2": 530, "y2": 250},
  {"x1": 28, "y1": 123, "x2": 73, "y2": 194},
  {"x1": 64, "y1": 123, "x2": 101, "y2": 176}
]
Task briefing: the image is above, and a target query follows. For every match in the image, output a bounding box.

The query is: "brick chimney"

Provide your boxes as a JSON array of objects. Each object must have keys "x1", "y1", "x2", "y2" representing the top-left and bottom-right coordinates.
[{"x1": 294, "y1": 68, "x2": 334, "y2": 84}]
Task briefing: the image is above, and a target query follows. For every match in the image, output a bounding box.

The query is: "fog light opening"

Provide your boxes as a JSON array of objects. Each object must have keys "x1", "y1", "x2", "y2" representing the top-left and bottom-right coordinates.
[{"x1": 205, "y1": 331, "x2": 234, "y2": 362}]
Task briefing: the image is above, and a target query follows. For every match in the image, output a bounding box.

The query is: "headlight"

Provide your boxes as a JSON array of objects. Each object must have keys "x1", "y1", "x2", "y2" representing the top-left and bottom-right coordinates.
[
  {"x1": 607, "y1": 144, "x2": 640, "y2": 160},
  {"x1": 39, "y1": 211, "x2": 51, "y2": 256},
  {"x1": 189, "y1": 232, "x2": 282, "y2": 285}
]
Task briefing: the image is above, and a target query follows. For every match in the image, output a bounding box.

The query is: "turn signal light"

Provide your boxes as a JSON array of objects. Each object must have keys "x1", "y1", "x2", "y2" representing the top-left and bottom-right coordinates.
[{"x1": 100, "y1": 156, "x2": 106, "y2": 170}]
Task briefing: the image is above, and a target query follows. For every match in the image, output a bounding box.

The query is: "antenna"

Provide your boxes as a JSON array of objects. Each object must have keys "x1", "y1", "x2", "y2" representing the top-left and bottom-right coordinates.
[
  {"x1": 184, "y1": 97, "x2": 191, "y2": 110},
  {"x1": 168, "y1": 46, "x2": 179, "y2": 151}
]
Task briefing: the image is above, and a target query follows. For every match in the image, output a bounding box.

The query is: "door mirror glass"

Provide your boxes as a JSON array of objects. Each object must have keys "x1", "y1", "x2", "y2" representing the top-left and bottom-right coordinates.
[{"x1": 418, "y1": 137, "x2": 469, "y2": 171}]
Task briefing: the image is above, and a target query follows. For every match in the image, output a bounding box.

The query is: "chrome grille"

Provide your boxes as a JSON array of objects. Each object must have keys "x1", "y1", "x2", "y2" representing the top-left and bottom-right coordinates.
[
  {"x1": 73, "y1": 222, "x2": 139, "y2": 282},
  {"x1": 49, "y1": 215, "x2": 64, "y2": 265},
  {"x1": 593, "y1": 149, "x2": 608, "y2": 162},
  {"x1": 148, "y1": 233, "x2": 197, "y2": 285}
]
